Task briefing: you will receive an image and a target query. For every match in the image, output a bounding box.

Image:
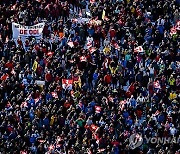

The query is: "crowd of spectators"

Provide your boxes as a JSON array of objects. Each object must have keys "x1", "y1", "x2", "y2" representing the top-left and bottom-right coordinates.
[{"x1": 0, "y1": 0, "x2": 180, "y2": 153}]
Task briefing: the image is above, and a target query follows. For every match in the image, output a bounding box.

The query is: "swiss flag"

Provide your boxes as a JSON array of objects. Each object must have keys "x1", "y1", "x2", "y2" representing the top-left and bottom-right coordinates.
[
  {"x1": 95, "y1": 106, "x2": 101, "y2": 113},
  {"x1": 90, "y1": 124, "x2": 98, "y2": 132},
  {"x1": 51, "y1": 92, "x2": 58, "y2": 98},
  {"x1": 134, "y1": 46, "x2": 144, "y2": 53},
  {"x1": 21, "y1": 102, "x2": 28, "y2": 108},
  {"x1": 119, "y1": 100, "x2": 127, "y2": 110},
  {"x1": 90, "y1": 0, "x2": 95, "y2": 3},
  {"x1": 89, "y1": 47, "x2": 96, "y2": 54},
  {"x1": 62, "y1": 79, "x2": 73, "y2": 90},
  {"x1": 11, "y1": 69, "x2": 16, "y2": 75},
  {"x1": 112, "y1": 42, "x2": 120, "y2": 49},
  {"x1": 67, "y1": 41, "x2": 74, "y2": 48},
  {"x1": 170, "y1": 27, "x2": 177, "y2": 36},
  {"x1": 48, "y1": 145, "x2": 55, "y2": 151},
  {"x1": 20, "y1": 151, "x2": 28, "y2": 154},
  {"x1": 47, "y1": 52, "x2": 54, "y2": 56},
  {"x1": 153, "y1": 80, "x2": 161, "y2": 89},
  {"x1": 154, "y1": 110, "x2": 160, "y2": 116},
  {"x1": 175, "y1": 20, "x2": 180, "y2": 31},
  {"x1": 80, "y1": 56, "x2": 87, "y2": 62},
  {"x1": 87, "y1": 41, "x2": 93, "y2": 49},
  {"x1": 1, "y1": 74, "x2": 9, "y2": 81},
  {"x1": 11, "y1": 4, "x2": 16, "y2": 10},
  {"x1": 34, "y1": 98, "x2": 40, "y2": 103}
]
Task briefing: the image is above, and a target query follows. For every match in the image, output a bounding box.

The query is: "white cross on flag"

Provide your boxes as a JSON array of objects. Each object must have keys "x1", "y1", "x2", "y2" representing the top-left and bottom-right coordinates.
[
  {"x1": 47, "y1": 52, "x2": 54, "y2": 56},
  {"x1": 176, "y1": 21, "x2": 180, "y2": 31},
  {"x1": 34, "y1": 98, "x2": 40, "y2": 103},
  {"x1": 21, "y1": 101, "x2": 28, "y2": 108},
  {"x1": 51, "y1": 92, "x2": 58, "y2": 98},
  {"x1": 134, "y1": 46, "x2": 144, "y2": 53},
  {"x1": 80, "y1": 56, "x2": 87, "y2": 62},
  {"x1": 95, "y1": 106, "x2": 101, "y2": 113},
  {"x1": 170, "y1": 27, "x2": 177, "y2": 36},
  {"x1": 153, "y1": 81, "x2": 161, "y2": 89},
  {"x1": 48, "y1": 145, "x2": 55, "y2": 151},
  {"x1": 67, "y1": 41, "x2": 74, "y2": 48},
  {"x1": 62, "y1": 79, "x2": 73, "y2": 90},
  {"x1": 90, "y1": 0, "x2": 96, "y2": 3},
  {"x1": 89, "y1": 47, "x2": 96, "y2": 54},
  {"x1": 87, "y1": 41, "x2": 93, "y2": 49}
]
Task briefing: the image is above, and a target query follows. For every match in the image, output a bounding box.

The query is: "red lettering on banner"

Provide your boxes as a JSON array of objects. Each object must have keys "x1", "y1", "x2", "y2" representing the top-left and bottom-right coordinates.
[
  {"x1": 24, "y1": 30, "x2": 27, "y2": 35},
  {"x1": 29, "y1": 30, "x2": 39, "y2": 35},
  {"x1": 20, "y1": 30, "x2": 23, "y2": 34}
]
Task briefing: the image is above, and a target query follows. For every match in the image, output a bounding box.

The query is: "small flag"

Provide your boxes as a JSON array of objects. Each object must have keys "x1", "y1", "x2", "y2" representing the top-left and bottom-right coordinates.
[
  {"x1": 11, "y1": 69, "x2": 16, "y2": 75},
  {"x1": 134, "y1": 46, "x2": 144, "y2": 53},
  {"x1": 89, "y1": 47, "x2": 96, "y2": 54},
  {"x1": 51, "y1": 92, "x2": 58, "y2": 98},
  {"x1": 170, "y1": 27, "x2": 177, "y2": 36},
  {"x1": 48, "y1": 145, "x2": 55, "y2": 151},
  {"x1": 67, "y1": 41, "x2": 74, "y2": 48},
  {"x1": 62, "y1": 79, "x2": 73, "y2": 90},
  {"x1": 87, "y1": 41, "x2": 93, "y2": 49},
  {"x1": 21, "y1": 102, "x2": 28, "y2": 108},
  {"x1": 47, "y1": 52, "x2": 54, "y2": 56},
  {"x1": 176, "y1": 21, "x2": 180, "y2": 30},
  {"x1": 154, "y1": 110, "x2": 160, "y2": 116},
  {"x1": 80, "y1": 56, "x2": 87, "y2": 62},
  {"x1": 1, "y1": 74, "x2": 9, "y2": 80},
  {"x1": 78, "y1": 101, "x2": 84, "y2": 110},
  {"x1": 95, "y1": 106, "x2": 101, "y2": 113},
  {"x1": 11, "y1": 4, "x2": 16, "y2": 10},
  {"x1": 34, "y1": 98, "x2": 40, "y2": 103},
  {"x1": 20, "y1": 151, "x2": 28, "y2": 154},
  {"x1": 112, "y1": 42, "x2": 120, "y2": 49},
  {"x1": 72, "y1": 18, "x2": 78, "y2": 22},
  {"x1": 90, "y1": 0, "x2": 95, "y2": 3},
  {"x1": 153, "y1": 80, "x2": 161, "y2": 89},
  {"x1": 90, "y1": 124, "x2": 98, "y2": 132}
]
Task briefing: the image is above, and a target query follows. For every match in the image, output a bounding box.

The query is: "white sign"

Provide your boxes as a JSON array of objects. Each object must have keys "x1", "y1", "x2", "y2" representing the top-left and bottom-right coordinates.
[{"x1": 12, "y1": 22, "x2": 45, "y2": 40}]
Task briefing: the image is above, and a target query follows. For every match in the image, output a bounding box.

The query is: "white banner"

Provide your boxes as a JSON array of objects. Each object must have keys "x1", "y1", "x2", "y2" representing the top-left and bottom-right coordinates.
[{"x1": 12, "y1": 22, "x2": 45, "y2": 40}]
